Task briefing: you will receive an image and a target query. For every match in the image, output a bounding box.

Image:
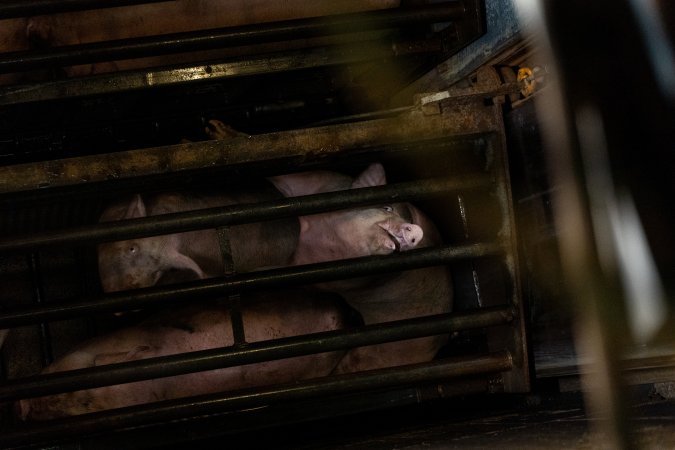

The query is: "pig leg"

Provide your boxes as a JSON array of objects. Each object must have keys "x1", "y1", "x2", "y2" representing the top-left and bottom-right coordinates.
[
  {"x1": 93, "y1": 346, "x2": 152, "y2": 366},
  {"x1": 205, "y1": 119, "x2": 249, "y2": 140}
]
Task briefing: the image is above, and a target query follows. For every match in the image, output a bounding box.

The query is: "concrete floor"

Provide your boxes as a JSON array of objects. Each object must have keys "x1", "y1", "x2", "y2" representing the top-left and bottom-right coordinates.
[{"x1": 205, "y1": 387, "x2": 675, "y2": 450}]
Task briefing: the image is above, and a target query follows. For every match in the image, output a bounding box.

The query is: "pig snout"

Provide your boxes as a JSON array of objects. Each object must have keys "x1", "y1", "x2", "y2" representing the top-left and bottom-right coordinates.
[
  {"x1": 396, "y1": 223, "x2": 423, "y2": 250},
  {"x1": 379, "y1": 221, "x2": 423, "y2": 251}
]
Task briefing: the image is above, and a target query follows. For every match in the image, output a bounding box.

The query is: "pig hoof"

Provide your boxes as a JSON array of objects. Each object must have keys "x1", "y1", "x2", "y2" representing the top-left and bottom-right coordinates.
[{"x1": 205, "y1": 119, "x2": 241, "y2": 140}]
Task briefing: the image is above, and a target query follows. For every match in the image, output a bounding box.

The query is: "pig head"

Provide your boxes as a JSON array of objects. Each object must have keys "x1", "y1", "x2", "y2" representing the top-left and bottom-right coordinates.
[
  {"x1": 270, "y1": 163, "x2": 454, "y2": 372},
  {"x1": 270, "y1": 163, "x2": 423, "y2": 263},
  {"x1": 97, "y1": 194, "x2": 206, "y2": 292},
  {"x1": 97, "y1": 187, "x2": 299, "y2": 294}
]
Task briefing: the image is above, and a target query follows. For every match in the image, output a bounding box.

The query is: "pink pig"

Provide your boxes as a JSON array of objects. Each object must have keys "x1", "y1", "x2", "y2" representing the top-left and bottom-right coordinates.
[
  {"x1": 203, "y1": 120, "x2": 454, "y2": 371},
  {"x1": 97, "y1": 189, "x2": 298, "y2": 293},
  {"x1": 18, "y1": 290, "x2": 348, "y2": 419},
  {"x1": 269, "y1": 163, "x2": 454, "y2": 372}
]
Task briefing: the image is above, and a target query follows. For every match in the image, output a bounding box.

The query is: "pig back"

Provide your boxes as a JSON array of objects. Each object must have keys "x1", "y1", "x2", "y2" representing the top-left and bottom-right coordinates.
[
  {"x1": 218, "y1": 186, "x2": 300, "y2": 272},
  {"x1": 18, "y1": 289, "x2": 351, "y2": 419},
  {"x1": 146, "y1": 184, "x2": 300, "y2": 274}
]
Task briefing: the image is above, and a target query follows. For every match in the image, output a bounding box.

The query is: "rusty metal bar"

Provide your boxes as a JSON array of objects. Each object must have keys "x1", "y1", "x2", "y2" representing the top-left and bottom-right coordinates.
[
  {"x1": 0, "y1": 351, "x2": 512, "y2": 448},
  {"x1": 1, "y1": 34, "x2": 443, "y2": 104},
  {"x1": 0, "y1": 39, "x2": 443, "y2": 105},
  {"x1": 486, "y1": 112, "x2": 531, "y2": 393},
  {"x1": 0, "y1": 3, "x2": 463, "y2": 74},
  {"x1": 0, "y1": 242, "x2": 504, "y2": 328},
  {"x1": 0, "y1": 306, "x2": 513, "y2": 402},
  {"x1": 88, "y1": 381, "x2": 495, "y2": 450},
  {"x1": 0, "y1": 111, "x2": 495, "y2": 195},
  {"x1": 0, "y1": 175, "x2": 492, "y2": 253},
  {"x1": 0, "y1": 0, "x2": 173, "y2": 19}
]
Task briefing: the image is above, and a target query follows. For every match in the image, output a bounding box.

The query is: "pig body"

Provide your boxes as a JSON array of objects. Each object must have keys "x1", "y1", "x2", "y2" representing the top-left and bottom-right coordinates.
[
  {"x1": 97, "y1": 186, "x2": 298, "y2": 293},
  {"x1": 269, "y1": 163, "x2": 453, "y2": 372},
  {"x1": 18, "y1": 290, "x2": 349, "y2": 419}
]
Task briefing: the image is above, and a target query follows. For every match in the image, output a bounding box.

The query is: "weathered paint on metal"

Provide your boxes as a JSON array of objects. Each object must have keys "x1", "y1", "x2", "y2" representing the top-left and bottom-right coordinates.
[
  {"x1": 396, "y1": 0, "x2": 523, "y2": 99},
  {"x1": 0, "y1": 105, "x2": 497, "y2": 196}
]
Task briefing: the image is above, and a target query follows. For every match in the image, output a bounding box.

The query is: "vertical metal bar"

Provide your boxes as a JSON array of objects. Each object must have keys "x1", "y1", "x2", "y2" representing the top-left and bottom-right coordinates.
[
  {"x1": 74, "y1": 246, "x2": 103, "y2": 341},
  {"x1": 457, "y1": 193, "x2": 484, "y2": 308},
  {"x1": 27, "y1": 253, "x2": 53, "y2": 366},
  {"x1": 217, "y1": 226, "x2": 246, "y2": 346},
  {"x1": 228, "y1": 294, "x2": 246, "y2": 346},
  {"x1": 486, "y1": 112, "x2": 531, "y2": 393}
]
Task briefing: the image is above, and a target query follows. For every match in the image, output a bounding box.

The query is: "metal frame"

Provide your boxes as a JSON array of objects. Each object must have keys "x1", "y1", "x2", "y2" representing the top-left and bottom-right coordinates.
[
  {"x1": 0, "y1": 0, "x2": 172, "y2": 19},
  {"x1": 2, "y1": 353, "x2": 513, "y2": 448},
  {"x1": 0, "y1": 78, "x2": 530, "y2": 447},
  {"x1": 0, "y1": 3, "x2": 464, "y2": 74},
  {"x1": 0, "y1": 1, "x2": 535, "y2": 447},
  {"x1": 0, "y1": 2, "x2": 472, "y2": 106}
]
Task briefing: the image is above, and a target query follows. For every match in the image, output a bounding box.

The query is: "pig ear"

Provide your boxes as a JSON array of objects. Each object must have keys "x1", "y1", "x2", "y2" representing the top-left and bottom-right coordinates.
[
  {"x1": 124, "y1": 194, "x2": 147, "y2": 219},
  {"x1": 94, "y1": 346, "x2": 151, "y2": 366},
  {"x1": 99, "y1": 194, "x2": 147, "y2": 222},
  {"x1": 351, "y1": 163, "x2": 387, "y2": 189},
  {"x1": 167, "y1": 250, "x2": 206, "y2": 279}
]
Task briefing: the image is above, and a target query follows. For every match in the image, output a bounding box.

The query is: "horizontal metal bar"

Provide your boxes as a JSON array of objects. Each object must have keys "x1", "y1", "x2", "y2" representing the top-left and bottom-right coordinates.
[
  {"x1": 0, "y1": 306, "x2": 514, "y2": 402},
  {"x1": 0, "y1": 41, "x2": 427, "y2": 105},
  {"x1": 84, "y1": 379, "x2": 498, "y2": 450},
  {"x1": 0, "y1": 242, "x2": 504, "y2": 328},
  {"x1": 0, "y1": 351, "x2": 512, "y2": 448},
  {"x1": 0, "y1": 113, "x2": 496, "y2": 195},
  {"x1": 0, "y1": 0, "x2": 173, "y2": 19},
  {"x1": 0, "y1": 174, "x2": 493, "y2": 253},
  {"x1": 0, "y1": 3, "x2": 463, "y2": 74}
]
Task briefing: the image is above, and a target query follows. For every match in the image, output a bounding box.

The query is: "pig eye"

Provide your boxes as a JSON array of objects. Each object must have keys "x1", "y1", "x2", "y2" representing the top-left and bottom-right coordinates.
[
  {"x1": 128, "y1": 245, "x2": 138, "y2": 254},
  {"x1": 382, "y1": 205, "x2": 394, "y2": 213}
]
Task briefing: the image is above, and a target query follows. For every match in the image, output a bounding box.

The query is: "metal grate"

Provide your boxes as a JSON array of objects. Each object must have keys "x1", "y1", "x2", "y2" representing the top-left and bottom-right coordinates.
[
  {"x1": 0, "y1": 88, "x2": 529, "y2": 447},
  {"x1": 0, "y1": 2, "x2": 530, "y2": 448}
]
